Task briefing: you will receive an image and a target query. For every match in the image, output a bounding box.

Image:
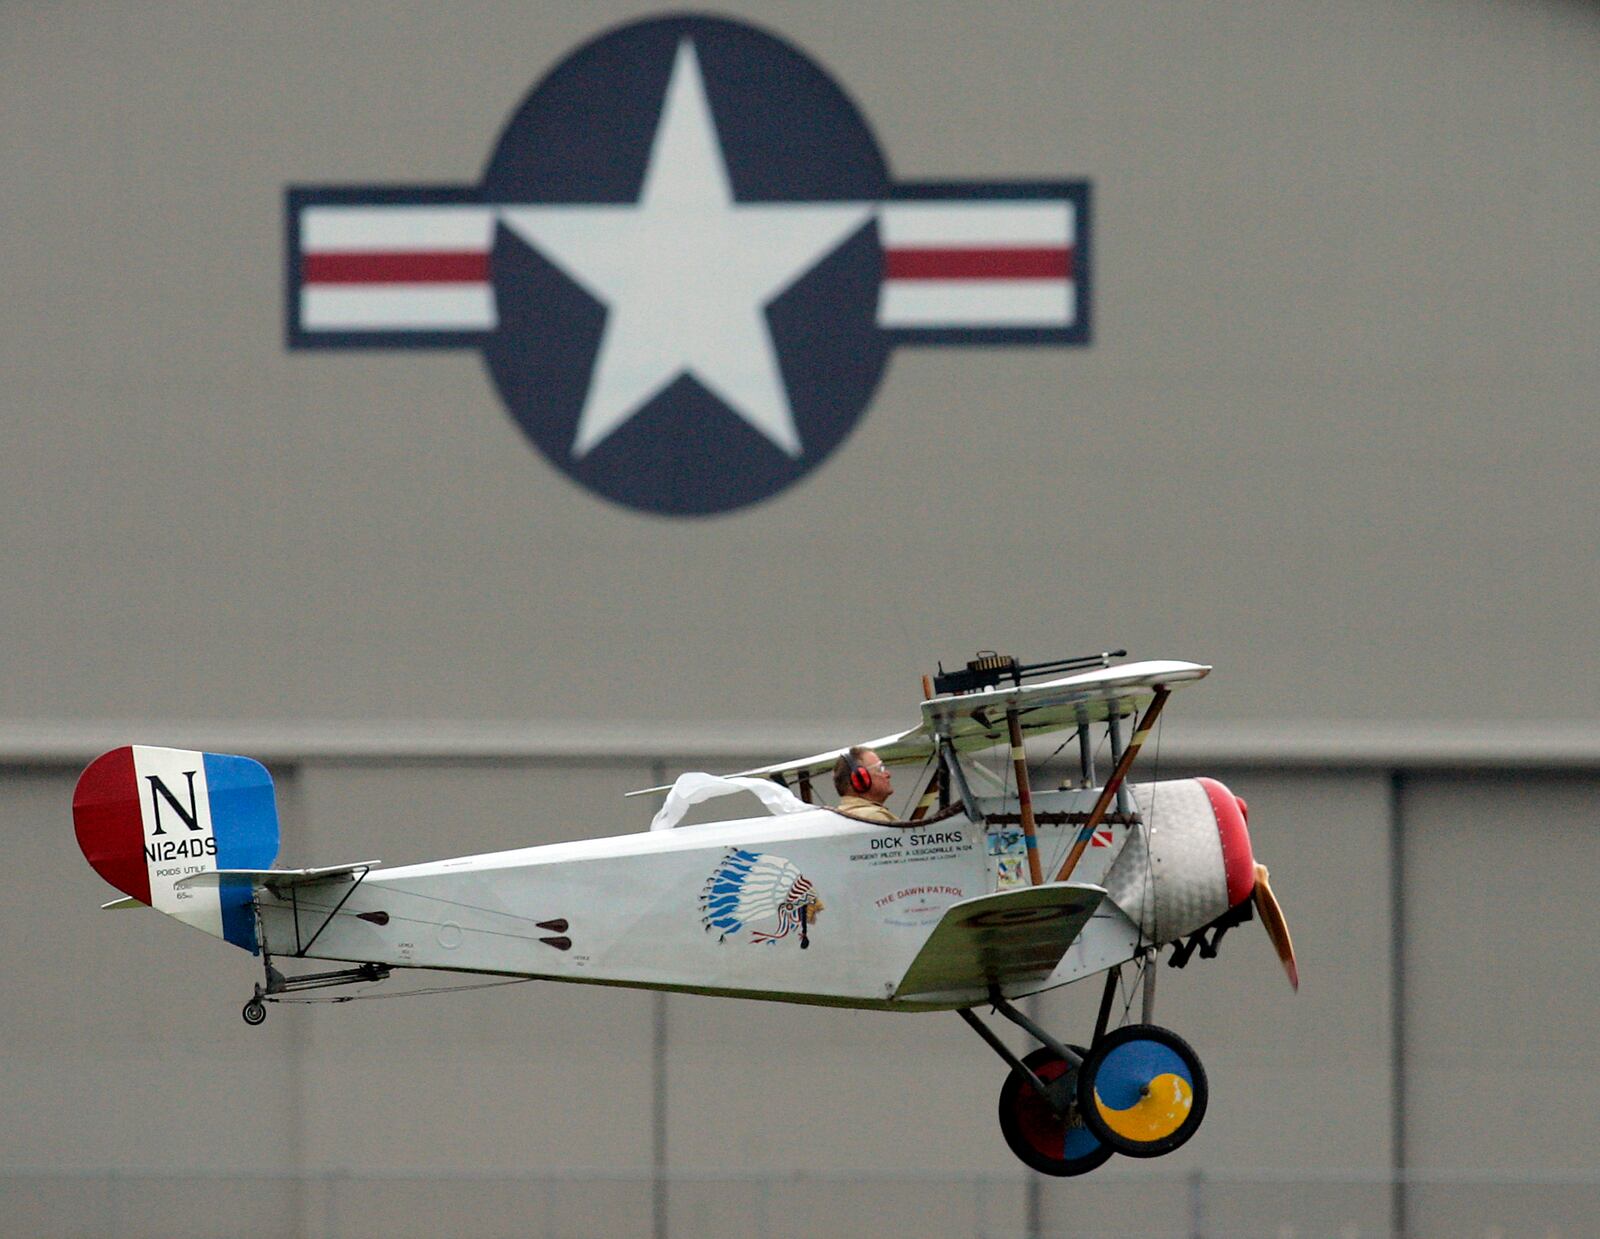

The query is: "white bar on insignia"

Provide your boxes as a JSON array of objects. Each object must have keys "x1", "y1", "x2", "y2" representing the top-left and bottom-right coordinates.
[
  {"x1": 879, "y1": 281, "x2": 1075, "y2": 327},
  {"x1": 301, "y1": 207, "x2": 496, "y2": 253},
  {"x1": 878, "y1": 202, "x2": 1073, "y2": 248},
  {"x1": 301, "y1": 285, "x2": 496, "y2": 331}
]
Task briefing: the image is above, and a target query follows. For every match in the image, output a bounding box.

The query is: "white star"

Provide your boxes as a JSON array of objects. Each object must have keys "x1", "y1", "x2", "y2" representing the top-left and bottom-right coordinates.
[{"x1": 501, "y1": 40, "x2": 872, "y2": 459}]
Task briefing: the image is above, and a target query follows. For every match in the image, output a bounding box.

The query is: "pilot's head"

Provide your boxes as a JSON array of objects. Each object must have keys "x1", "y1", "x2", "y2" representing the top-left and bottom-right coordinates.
[{"x1": 833, "y1": 746, "x2": 893, "y2": 803}]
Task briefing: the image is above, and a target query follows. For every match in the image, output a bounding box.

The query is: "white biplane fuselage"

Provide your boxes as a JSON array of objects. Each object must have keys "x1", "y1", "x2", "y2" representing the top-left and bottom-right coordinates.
[{"x1": 254, "y1": 786, "x2": 1155, "y2": 1011}]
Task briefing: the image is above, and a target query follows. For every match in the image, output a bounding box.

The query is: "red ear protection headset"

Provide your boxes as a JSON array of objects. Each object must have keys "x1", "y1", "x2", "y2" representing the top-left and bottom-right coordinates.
[{"x1": 844, "y1": 751, "x2": 874, "y2": 794}]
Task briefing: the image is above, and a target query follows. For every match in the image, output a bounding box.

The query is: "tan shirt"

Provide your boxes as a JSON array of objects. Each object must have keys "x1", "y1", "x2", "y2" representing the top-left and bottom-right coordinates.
[{"x1": 837, "y1": 795, "x2": 897, "y2": 824}]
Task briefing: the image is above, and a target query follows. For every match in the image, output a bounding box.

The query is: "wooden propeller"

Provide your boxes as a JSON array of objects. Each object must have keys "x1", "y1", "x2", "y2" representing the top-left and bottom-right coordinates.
[{"x1": 1253, "y1": 862, "x2": 1299, "y2": 992}]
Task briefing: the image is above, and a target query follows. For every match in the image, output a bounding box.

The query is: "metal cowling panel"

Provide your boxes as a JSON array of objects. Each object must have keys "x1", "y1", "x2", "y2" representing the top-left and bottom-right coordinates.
[{"x1": 1102, "y1": 779, "x2": 1230, "y2": 943}]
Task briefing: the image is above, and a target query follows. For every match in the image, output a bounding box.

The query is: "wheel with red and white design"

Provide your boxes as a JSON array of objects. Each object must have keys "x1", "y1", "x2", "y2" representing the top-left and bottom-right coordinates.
[{"x1": 997, "y1": 1045, "x2": 1113, "y2": 1177}]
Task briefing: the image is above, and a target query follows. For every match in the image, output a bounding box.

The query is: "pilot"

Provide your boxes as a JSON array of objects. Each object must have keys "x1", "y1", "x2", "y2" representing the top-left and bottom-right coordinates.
[{"x1": 834, "y1": 747, "x2": 896, "y2": 823}]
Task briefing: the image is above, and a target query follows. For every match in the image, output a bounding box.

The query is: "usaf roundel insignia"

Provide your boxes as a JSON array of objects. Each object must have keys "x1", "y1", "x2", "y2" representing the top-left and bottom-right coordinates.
[{"x1": 287, "y1": 14, "x2": 1092, "y2": 516}]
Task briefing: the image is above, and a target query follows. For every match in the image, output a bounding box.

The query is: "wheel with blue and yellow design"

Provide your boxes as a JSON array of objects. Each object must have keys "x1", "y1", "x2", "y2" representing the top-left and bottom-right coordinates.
[
  {"x1": 1076, "y1": 1024, "x2": 1208, "y2": 1158},
  {"x1": 997, "y1": 1045, "x2": 1114, "y2": 1177}
]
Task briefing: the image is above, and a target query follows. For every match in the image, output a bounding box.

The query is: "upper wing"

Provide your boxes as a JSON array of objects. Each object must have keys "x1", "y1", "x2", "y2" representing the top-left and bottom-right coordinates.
[
  {"x1": 893, "y1": 882, "x2": 1106, "y2": 1000},
  {"x1": 923, "y1": 659, "x2": 1209, "y2": 754},
  {"x1": 628, "y1": 659, "x2": 1210, "y2": 795}
]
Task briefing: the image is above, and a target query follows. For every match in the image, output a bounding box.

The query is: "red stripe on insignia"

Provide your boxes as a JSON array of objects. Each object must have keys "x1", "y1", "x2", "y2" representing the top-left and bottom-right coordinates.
[
  {"x1": 302, "y1": 252, "x2": 490, "y2": 284},
  {"x1": 883, "y1": 247, "x2": 1072, "y2": 280}
]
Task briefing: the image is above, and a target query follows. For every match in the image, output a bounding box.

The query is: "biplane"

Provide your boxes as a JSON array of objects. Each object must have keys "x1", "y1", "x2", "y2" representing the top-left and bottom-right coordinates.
[{"x1": 72, "y1": 651, "x2": 1296, "y2": 1175}]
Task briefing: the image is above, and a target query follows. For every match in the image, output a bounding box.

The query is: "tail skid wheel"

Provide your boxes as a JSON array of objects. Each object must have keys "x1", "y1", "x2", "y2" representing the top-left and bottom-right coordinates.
[
  {"x1": 998, "y1": 1046, "x2": 1113, "y2": 1177},
  {"x1": 1077, "y1": 1024, "x2": 1207, "y2": 1158}
]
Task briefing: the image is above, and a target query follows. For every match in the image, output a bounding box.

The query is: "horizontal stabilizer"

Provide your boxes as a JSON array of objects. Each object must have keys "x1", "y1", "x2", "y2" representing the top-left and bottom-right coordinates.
[
  {"x1": 176, "y1": 862, "x2": 379, "y2": 896},
  {"x1": 893, "y1": 882, "x2": 1105, "y2": 1000}
]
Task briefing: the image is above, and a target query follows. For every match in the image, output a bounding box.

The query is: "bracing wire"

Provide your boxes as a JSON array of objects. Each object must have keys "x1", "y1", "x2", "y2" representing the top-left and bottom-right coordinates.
[
  {"x1": 273, "y1": 976, "x2": 537, "y2": 1005},
  {"x1": 901, "y1": 750, "x2": 938, "y2": 819},
  {"x1": 1106, "y1": 956, "x2": 1144, "y2": 1031},
  {"x1": 1040, "y1": 723, "x2": 1104, "y2": 880},
  {"x1": 1032, "y1": 730, "x2": 1081, "y2": 876},
  {"x1": 1040, "y1": 718, "x2": 1116, "y2": 882},
  {"x1": 1137, "y1": 711, "x2": 1165, "y2": 958},
  {"x1": 1041, "y1": 732, "x2": 1075, "y2": 769}
]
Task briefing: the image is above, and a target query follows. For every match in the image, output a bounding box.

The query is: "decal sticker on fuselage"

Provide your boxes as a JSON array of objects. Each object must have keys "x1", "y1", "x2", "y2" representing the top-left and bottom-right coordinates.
[
  {"x1": 987, "y1": 826, "x2": 1030, "y2": 889},
  {"x1": 700, "y1": 849, "x2": 823, "y2": 948},
  {"x1": 848, "y1": 828, "x2": 975, "y2": 868},
  {"x1": 874, "y1": 884, "x2": 965, "y2": 928}
]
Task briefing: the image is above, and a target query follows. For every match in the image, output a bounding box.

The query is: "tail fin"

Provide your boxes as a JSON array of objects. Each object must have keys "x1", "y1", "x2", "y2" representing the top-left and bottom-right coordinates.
[{"x1": 73, "y1": 746, "x2": 280, "y2": 953}]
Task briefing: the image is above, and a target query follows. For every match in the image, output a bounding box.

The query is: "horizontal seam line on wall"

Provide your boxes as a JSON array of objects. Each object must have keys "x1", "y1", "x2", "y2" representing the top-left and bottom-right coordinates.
[{"x1": 5, "y1": 721, "x2": 1600, "y2": 769}]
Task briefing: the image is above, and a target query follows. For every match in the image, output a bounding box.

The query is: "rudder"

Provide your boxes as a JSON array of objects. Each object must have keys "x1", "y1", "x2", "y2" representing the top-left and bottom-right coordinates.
[{"x1": 73, "y1": 746, "x2": 280, "y2": 952}]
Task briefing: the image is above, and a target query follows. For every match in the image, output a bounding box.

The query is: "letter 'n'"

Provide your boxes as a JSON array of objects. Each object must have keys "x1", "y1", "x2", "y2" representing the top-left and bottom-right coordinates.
[{"x1": 146, "y1": 771, "x2": 202, "y2": 836}]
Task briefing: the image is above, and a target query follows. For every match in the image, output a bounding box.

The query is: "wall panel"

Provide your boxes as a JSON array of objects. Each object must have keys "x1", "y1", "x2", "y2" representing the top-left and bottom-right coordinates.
[
  {"x1": 1401, "y1": 774, "x2": 1600, "y2": 1178},
  {"x1": 1, "y1": 767, "x2": 301, "y2": 1174}
]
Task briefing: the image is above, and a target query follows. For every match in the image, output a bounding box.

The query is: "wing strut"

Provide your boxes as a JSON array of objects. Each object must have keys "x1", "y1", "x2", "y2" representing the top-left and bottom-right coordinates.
[
  {"x1": 1053, "y1": 687, "x2": 1171, "y2": 883},
  {"x1": 937, "y1": 734, "x2": 983, "y2": 824},
  {"x1": 1006, "y1": 706, "x2": 1045, "y2": 886}
]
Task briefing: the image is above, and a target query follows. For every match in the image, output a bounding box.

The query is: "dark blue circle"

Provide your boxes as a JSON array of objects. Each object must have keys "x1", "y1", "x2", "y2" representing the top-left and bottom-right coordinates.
[{"x1": 479, "y1": 15, "x2": 892, "y2": 516}]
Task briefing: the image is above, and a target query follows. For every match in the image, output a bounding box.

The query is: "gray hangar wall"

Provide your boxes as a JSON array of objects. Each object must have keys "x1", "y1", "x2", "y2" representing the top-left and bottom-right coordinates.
[{"x1": 2, "y1": 2, "x2": 1597, "y2": 1237}]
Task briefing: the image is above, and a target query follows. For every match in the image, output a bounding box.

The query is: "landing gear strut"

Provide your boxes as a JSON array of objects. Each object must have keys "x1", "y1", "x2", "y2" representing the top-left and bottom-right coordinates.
[
  {"x1": 961, "y1": 966, "x2": 1209, "y2": 1173},
  {"x1": 239, "y1": 956, "x2": 391, "y2": 1026}
]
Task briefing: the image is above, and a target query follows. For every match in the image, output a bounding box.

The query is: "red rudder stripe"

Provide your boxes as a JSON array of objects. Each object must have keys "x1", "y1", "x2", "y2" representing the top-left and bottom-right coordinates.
[{"x1": 73, "y1": 747, "x2": 152, "y2": 905}]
